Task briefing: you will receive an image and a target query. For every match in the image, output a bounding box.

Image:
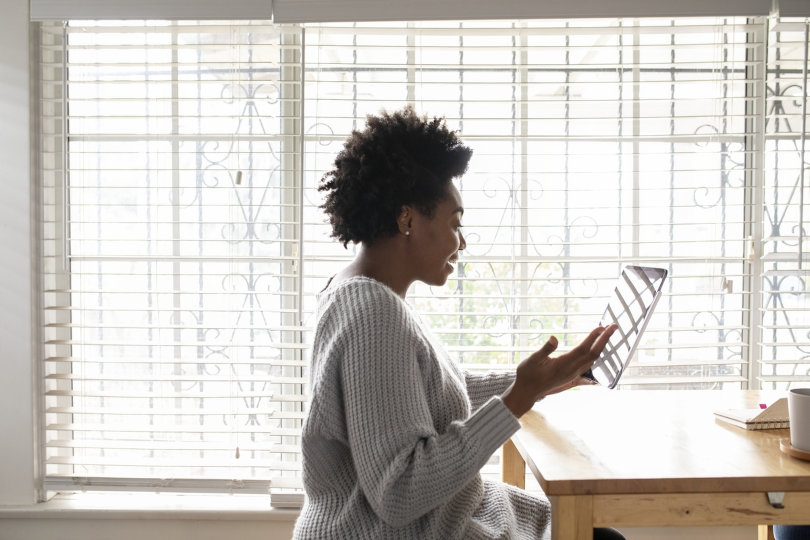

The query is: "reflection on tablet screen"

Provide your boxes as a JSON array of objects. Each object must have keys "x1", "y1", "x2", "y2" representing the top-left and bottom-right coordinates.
[{"x1": 586, "y1": 265, "x2": 667, "y2": 389}]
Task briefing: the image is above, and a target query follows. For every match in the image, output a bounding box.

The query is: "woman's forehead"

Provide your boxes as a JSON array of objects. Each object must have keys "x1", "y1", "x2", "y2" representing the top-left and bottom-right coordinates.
[{"x1": 444, "y1": 183, "x2": 464, "y2": 213}]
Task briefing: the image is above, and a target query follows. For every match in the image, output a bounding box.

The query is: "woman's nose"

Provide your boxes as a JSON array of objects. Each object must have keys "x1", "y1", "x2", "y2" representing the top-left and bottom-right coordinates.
[{"x1": 459, "y1": 231, "x2": 466, "y2": 251}]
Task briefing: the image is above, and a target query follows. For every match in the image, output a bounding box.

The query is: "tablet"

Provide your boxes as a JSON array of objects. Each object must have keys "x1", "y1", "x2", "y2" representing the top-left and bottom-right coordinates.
[{"x1": 583, "y1": 265, "x2": 668, "y2": 389}]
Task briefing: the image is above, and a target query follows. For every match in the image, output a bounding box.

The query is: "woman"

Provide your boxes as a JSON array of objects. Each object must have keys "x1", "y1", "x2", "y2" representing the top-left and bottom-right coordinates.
[{"x1": 293, "y1": 106, "x2": 621, "y2": 539}]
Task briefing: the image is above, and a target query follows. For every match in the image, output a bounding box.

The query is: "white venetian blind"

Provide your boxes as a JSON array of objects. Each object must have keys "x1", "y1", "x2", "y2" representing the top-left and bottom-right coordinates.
[
  {"x1": 301, "y1": 18, "x2": 760, "y2": 389},
  {"x1": 39, "y1": 20, "x2": 307, "y2": 493},
  {"x1": 760, "y1": 17, "x2": 810, "y2": 387},
  {"x1": 38, "y1": 14, "x2": 810, "y2": 497}
]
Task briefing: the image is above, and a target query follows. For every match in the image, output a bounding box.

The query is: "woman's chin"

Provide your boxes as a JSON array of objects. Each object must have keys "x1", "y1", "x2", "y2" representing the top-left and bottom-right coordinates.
[
  {"x1": 425, "y1": 274, "x2": 450, "y2": 288},
  {"x1": 420, "y1": 265, "x2": 455, "y2": 287}
]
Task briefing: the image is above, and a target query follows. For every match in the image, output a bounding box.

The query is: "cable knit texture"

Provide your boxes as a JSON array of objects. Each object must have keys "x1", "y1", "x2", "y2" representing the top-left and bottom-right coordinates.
[{"x1": 293, "y1": 276, "x2": 551, "y2": 539}]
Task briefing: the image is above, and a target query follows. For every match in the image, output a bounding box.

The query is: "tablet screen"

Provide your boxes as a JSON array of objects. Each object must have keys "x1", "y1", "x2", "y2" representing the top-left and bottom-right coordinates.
[{"x1": 584, "y1": 265, "x2": 668, "y2": 389}]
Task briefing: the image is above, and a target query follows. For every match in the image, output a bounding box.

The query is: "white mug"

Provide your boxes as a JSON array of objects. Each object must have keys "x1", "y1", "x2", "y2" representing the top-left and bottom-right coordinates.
[{"x1": 788, "y1": 388, "x2": 810, "y2": 452}]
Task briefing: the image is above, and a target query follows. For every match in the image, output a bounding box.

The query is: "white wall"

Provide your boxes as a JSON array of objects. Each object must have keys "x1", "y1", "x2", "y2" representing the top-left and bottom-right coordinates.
[
  {"x1": 0, "y1": 0, "x2": 36, "y2": 507},
  {"x1": 0, "y1": 0, "x2": 762, "y2": 537}
]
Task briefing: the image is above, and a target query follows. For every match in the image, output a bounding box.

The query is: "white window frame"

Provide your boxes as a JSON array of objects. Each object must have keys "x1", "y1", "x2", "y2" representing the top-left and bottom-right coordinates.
[{"x1": 33, "y1": 15, "x2": 810, "y2": 497}]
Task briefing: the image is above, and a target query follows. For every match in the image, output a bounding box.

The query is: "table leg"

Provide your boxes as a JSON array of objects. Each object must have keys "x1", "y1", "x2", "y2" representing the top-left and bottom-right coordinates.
[
  {"x1": 551, "y1": 495, "x2": 593, "y2": 540},
  {"x1": 501, "y1": 439, "x2": 525, "y2": 489},
  {"x1": 758, "y1": 525, "x2": 775, "y2": 540}
]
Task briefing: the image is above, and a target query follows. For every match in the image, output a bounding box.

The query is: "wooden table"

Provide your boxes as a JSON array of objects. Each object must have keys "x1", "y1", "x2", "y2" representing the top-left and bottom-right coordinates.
[{"x1": 501, "y1": 388, "x2": 810, "y2": 540}]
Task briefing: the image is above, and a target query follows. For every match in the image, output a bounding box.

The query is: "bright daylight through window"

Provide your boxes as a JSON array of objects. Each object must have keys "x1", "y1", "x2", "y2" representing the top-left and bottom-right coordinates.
[{"x1": 37, "y1": 16, "x2": 810, "y2": 494}]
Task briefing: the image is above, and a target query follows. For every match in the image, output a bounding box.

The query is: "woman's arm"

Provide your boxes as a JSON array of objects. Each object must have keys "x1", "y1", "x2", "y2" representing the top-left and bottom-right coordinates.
[
  {"x1": 464, "y1": 370, "x2": 515, "y2": 411},
  {"x1": 337, "y1": 285, "x2": 519, "y2": 528}
]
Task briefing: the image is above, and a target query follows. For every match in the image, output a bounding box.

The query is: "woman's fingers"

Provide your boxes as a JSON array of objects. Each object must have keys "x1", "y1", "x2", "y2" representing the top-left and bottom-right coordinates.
[
  {"x1": 536, "y1": 335, "x2": 559, "y2": 358},
  {"x1": 590, "y1": 324, "x2": 618, "y2": 354},
  {"x1": 554, "y1": 324, "x2": 618, "y2": 378},
  {"x1": 568, "y1": 324, "x2": 618, "y2": 359},
  {"x1": 576, "y1": 324, "x2": 616, "y2": 354}
]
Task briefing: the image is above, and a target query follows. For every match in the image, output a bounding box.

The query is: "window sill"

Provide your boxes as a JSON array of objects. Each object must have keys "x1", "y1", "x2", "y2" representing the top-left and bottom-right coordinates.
[{"x1": 0, "y1": 492, "x2": 300, "y2": 521}]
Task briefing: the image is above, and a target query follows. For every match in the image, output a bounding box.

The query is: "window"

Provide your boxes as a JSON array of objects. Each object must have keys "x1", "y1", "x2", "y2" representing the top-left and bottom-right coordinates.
[
  {"x1": 40, "y1": 21, "x2": 306, "y2": 494},
  {"x1": 761, "y1": 19, "x2": 810, "y2": 385},
  {"x1": 38, "y1": 16, "x2": 810, "y2": 495}
]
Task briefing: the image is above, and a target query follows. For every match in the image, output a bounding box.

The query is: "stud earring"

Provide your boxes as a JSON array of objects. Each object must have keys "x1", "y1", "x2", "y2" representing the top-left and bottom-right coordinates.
[{"x1": 405, "y1": 231, "x2": 410, "y2": 236}]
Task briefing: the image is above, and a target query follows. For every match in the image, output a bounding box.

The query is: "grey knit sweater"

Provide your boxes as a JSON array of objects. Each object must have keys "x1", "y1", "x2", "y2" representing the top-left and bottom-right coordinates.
[{"x1": 293, "y1": 277, "x2": 551, "y2": 539}]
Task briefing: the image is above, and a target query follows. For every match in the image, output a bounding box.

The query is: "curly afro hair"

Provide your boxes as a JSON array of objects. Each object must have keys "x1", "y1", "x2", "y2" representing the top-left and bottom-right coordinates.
[{"x1": 319, "y1": 106, "x2": 473, "y2": 247}]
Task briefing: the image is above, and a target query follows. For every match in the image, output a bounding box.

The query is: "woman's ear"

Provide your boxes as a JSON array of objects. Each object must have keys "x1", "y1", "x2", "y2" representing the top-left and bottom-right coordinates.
[{"x1": 397, "y1": 205, "x2": 413, "y2": 236}]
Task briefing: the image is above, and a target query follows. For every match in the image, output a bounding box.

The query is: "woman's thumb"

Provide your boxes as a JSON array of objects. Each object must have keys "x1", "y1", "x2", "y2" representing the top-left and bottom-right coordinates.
[{"x1": 538, "y1": 335, "x2": 558, "y2": 357}]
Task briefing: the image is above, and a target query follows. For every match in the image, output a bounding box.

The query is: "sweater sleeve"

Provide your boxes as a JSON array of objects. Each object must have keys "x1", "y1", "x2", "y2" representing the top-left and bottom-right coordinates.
[
  {"x1": 464, "y1": 370, "x2": 516, "y2": 411},
  {"x1": 337, "y1": 283, "x2": 520, "y2": 528}
]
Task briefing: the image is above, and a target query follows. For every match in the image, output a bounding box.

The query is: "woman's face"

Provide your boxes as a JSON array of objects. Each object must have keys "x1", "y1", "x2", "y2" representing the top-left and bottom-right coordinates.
[{"x1": 407, "y1": 184, "x2": 467, "y2": 287}]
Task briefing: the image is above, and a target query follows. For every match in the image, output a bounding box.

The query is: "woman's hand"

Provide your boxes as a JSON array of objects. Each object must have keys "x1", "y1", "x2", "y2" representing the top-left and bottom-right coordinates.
[
  {"x1": 501, "y1": 324, "x2": 618, "y2": 418},
  {"x1": 543, "y1": 375, "x2": 599, "y2": 396}
]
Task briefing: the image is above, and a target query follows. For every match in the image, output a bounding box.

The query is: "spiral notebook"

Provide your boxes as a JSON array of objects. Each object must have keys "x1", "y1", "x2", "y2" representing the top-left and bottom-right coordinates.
[{"x1": 714, "y1": 398, "x2": 790, "y2": 430}]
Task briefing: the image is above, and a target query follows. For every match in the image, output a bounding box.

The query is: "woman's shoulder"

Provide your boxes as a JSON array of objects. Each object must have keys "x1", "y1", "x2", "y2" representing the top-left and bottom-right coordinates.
[
  {"x1": 320, "y1": 275, "x2": 403, "y2": 308},
  {"x1": 317, "y1": 276, "x2": 415, "y2": 338},
  {"x1": 313, "y1": 277, "x2": 428, "y2": 373}
]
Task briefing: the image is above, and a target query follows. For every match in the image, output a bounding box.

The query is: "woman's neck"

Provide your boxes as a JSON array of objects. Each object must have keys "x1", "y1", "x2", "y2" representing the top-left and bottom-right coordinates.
[{"x1": 333, "y1": 240, "x2": 413, "y2": 298}]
